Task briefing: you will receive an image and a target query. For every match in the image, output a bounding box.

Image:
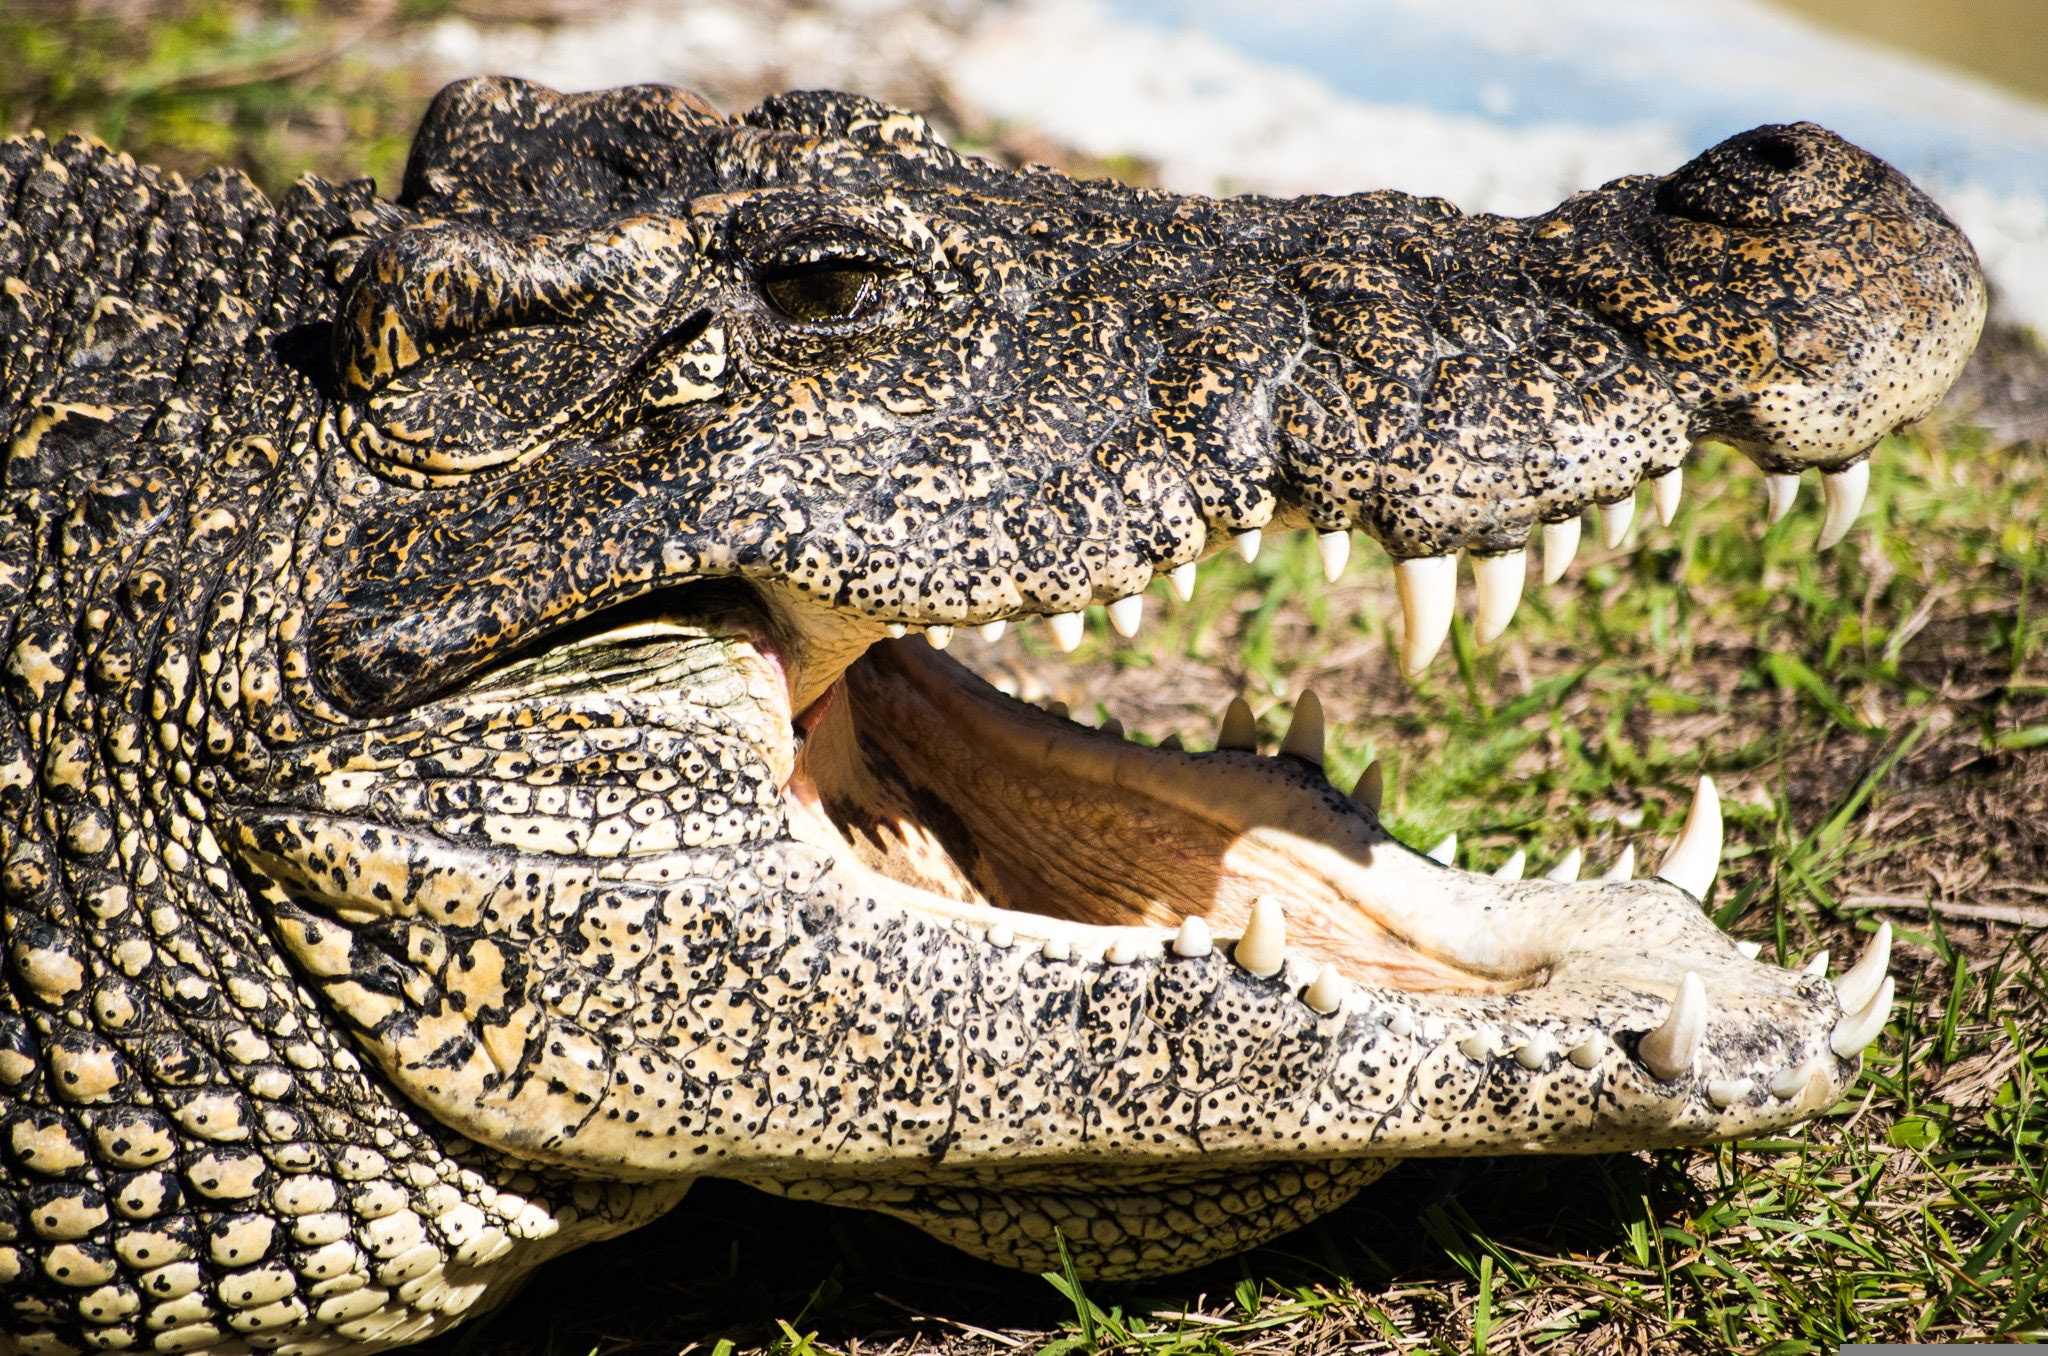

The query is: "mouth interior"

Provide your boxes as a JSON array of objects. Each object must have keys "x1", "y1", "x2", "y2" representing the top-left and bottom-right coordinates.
[{"x1": 770, "y1": 622, "x2": 1530, "y2": 995}]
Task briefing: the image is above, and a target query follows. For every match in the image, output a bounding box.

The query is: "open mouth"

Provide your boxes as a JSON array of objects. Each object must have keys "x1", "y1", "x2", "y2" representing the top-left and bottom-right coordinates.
[
  {"x1": 465, "y1": 575, "x2": 1883, "y2": 1063},
  {"x1": 234, "y1": 553, "x2": 1894, "y2": 1279}
]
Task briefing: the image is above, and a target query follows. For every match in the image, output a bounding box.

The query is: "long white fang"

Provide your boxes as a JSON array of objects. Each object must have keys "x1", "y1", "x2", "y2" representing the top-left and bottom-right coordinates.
[
  {"x1": 1395, "y1": 554, "x2": 1457, "y2": 677},
  {"x1": 1458, "y1": 1032, "x2": 1496, "y2": 1061},
  {"x1": 1047, "y1": 611, "x2": 1085, "y2": 652},
  {"x1": 1107, "y1": 594, "x2": 1144, "y2": 638},
  {"x1": 1768, "y1": 1061, "x2": 1815, "y2": 1098},
  {"x1": 1650, "y1": 466, "x2": 1683, "y2": 526},
  {"x1": 1217, "y1": 696, "x2": 1258, "y2": 751},
  {"x1": 1707, "y1": 1077, "x2": 1754, "y2": 1108},
  {"x1": 886, "y1": 623, "x2": 909, "y2": 638},
  {"x1": 1800, "y1": 949, "x2": 1830, "y2": 980},
  {"x1": 1233, "y1": 896, "x2": 1285, "y2": 978},
  {"x1": 1471, "y1": 550, "x2": 1526, "y2": 646},
  {"x1": 1352, "y1": 760, "x2": 1384, "y2": 813},
  {"x1": 1829, "y1": 974, "x2": 1894, "y2": 1057},
  {"x1": 1493, "y1": 849, "x2": 1526, "y2": 882},
  {"x1": 1735, "y1": 940, "x2": 1764, "y2": 960},
  {"x1": 1764, "y1": 471, "x2": 1801, "y2": 524},
  {"x1": 1817, "y1": 461, "x2": 1870, "y2": 551},
  {"x1": 1602, "y1": 493, "x2": 1636, "y2": 550},
  {"x1": 1601, "y1": 844, "x2": 1635, "y2": 882},
  {"x1": 1280, "y1": 689, "x2": 1325, "y2": 765},
  {"x1": 978, "y1": 618, "x2": 1007, "y2": 642},
  {"x1": 1638, "y1": 979, "x2": 1703, "y2": 1081},
  {"x1": 1544, "y1": 847, "x2": 1584, "y2": 883},
  {"x1": 1104, "y1": 936, "x2": 1144, "y2": 965},
  {"x1": 1303, "y1": 963, "x2": 1348, "y2": 1014},
  {"x1": 925, "y1": 625, "x2": 953, "y2": 650},
  {"x1": 1834, "y1": 921, "x2": 1892, "y2": 1015},
  {"x1": 1514, "y1": 1033, "x2": 1557, "y2": 1069},
  {"x1": 1426, "y1": 832, "x2": 1457, "y2": 865},
  {"x1": 1317, "y1": 530, "x2": 1351, "y2": 582},
  {"x1": 1168, "y1": 561, "x2": 1197, "y2": 602},
  {"x1": 1541, "y1": 517, "x2": 1581, "y2": 584},
  {"x1": 1235, "y1": 529, "x2": 1262, "y2": 563},
  {"x1": 1655, "y1": 775, "x2": 1722, "y2": 899},
  {"x1": 1384, "y1": 1008, "x2": 1416, "y2": 1038},
  {"x1": 1173, "y1": 916, "x2": 1213, "y2": 958},
  {"x1": 1637, "y1": 971, "x2": 1707, "y2": 1081},
  {"x1": 1567, "y1": 1033, "x2": 1606, "y2": 1069}
]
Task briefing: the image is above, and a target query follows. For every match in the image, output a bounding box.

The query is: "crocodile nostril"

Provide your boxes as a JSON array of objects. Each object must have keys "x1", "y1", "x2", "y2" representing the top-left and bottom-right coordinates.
[{"x1": 1748, "y1": 134, "x2": 1802, "y2": 173}]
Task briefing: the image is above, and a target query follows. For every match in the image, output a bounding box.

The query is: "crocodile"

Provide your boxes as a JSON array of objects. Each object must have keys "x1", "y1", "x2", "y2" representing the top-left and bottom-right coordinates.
[{"x1": 0, "y1": 77, "x2": 1984, "y2": 1356}]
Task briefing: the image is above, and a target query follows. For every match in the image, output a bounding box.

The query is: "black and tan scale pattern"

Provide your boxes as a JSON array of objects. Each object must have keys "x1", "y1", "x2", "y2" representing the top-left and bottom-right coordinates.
[{"x1": 0, "y1": 77, "x2": 1984, "y2": 1356}]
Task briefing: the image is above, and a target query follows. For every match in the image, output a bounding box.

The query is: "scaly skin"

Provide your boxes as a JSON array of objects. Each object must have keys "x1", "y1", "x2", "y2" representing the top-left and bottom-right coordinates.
[{"x1": 0, "y1": 79, "x2": 1982, "y2": 1356}]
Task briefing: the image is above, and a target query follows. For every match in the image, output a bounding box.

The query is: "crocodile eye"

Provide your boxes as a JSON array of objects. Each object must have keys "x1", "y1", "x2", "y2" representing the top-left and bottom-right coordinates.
[{"x1": 760, "y1": 261, "x2": 883, "y2": 324}]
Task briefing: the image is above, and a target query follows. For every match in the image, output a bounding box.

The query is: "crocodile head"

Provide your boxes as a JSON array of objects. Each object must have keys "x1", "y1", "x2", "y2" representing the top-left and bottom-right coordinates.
[{"x1": 0, "y1": 77, "x2": 1982, "y2": 1353}]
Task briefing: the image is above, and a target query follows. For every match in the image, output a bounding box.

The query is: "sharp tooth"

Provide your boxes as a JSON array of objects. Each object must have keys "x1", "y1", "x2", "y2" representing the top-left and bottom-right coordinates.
[
  {"x1": 1567, "y1": 1032, "x2": 1607, "y2": 1069},
  {"x1": 1764, "y1": 471, "x2": 1801, "y2": 524},
  {"x1": 1232, "y1": 896, "x2": 1285, "y2": 978},
  {"x1": 1600, "y1": 844, "x2": 1635, "y2": 883},
  {"x1": 1541, "y1": 517, "x2": 1581, "y2": 584},
  {"x1": 1768, "y1": 1060, "x2": 1816, "y2": 1098},
  {"x1": 1352, "y1": 760, "x2": 1384, "y2": 813},
  {"x1": 1544, "y1": 847, "x2": 1584, "y2": 883},
  {"x1": 1045, "y1": 701, "x2": 1069, "y2": 721},
  {"x1": 1471, "y1": 550, "x2": 1526, "y2": 645},
  {"x1": 1302, "y1": 963, "x2": 1348, "y2": 1014},
  {"x1": 978, "y1": 618, "x2": 1007, "y2": 642},
  {"x1": 1395, "y1": 554, "x2": 1457, "y2": 677},
  {"x1": 1829, "y1": 974, "x2": 1894, "y2": 1057},
  {"x1": 1157, "y1": 733, "x2": 1185, "y2": 752},
  {"x1": 1317, "y1": 530, "x2": 1351, "y2": 581},
  {"x1": 1098, "y1": 717, "x2": 1124, "y2": 739},
  {"x1": 1601, "y1": 493, "x2": 1636, "y2": 550},
  {"x1": 1800, "y1": 949, "x2": 1830, "y2": 980},
  {"x1": 1384, "y1": 1008, "x2": 1416, "y2": 1038},
  {"x1": 1834, "y1": 921, "x2": 1892, "y2": 1015},
  {"x1": 1655, "y1": 775, "x2": 1722, "y2": 900},
  {"x1": 886, "y1": 623, "x2": 909, "y2": 638},
  {"x1": 1650, "y1": 466, "x2": 1683, "y2": 526},
  {"x1": 1168, "y1": 561, "x2": 1197, "y2": 602},
  {"x1": 1279, "y1": 689, "x2": 1324, "y2": 765},
  {"x1": 1514, "y1": 1032, "x2": 1557, "y2": 1069},
  {"x1": 1216, "y1": 696, "x2": 1258, "y2": 751},
  {"x1": 1458, "y1": 1032, "x2": 1496, "y2": 1061},
  {"x1": 1107, "y1": 594, "x2": 1144, "y2": 638},
  {"x1": 1104, "y1": 935, "x2": 1144, "y2": 964},
  {"x1": 1735, "y1": 940, "x2": 1763, "y2": 960},
  {"x1": 1041, "y1": 937, "x2": 1072, "y2": 962},
  {"x1": 1817, "y1": 460, "x2": 1870, "y2": 550},
  {"x1": 1425, "y1": 832, "x2": 1457, "y2": 865},
  {"x1": 1172, "y1": 916, "x2": 1213, "y2": 958},
  {"x1": 925, "y1": 625, "x2": 953, "y2": 650},
  {"x1": 1493, "y1": 849, "x2": 1526, "y2": 882},
  {"x1": 1235, "y1": 529, "x2": 1262, "y2": 563},
  {"x1": 1707, "y1": 1077, "x2": 1754, "y2": 1108},
  {"x1": 1047, "y1": 611, "x2": 1085, "y2": 652},
  {"x1": 986, "y1": 924, "x2": 1014, "y2": 949},
  {"x1": 1637, "y1": 971, "x2": 1707, "y2": 1082}
]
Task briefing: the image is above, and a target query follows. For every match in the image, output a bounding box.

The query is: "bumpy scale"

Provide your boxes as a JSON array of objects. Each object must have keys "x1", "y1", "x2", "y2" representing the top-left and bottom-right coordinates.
[{"x1": 0, "y1": 77, "x2": 1982, "y2": 1356}]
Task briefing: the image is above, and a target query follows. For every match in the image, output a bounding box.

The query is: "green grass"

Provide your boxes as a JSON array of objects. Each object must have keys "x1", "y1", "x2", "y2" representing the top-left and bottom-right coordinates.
[{"x1": 13, "y1": 7, "x2": 2047, "y2": 1351}]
